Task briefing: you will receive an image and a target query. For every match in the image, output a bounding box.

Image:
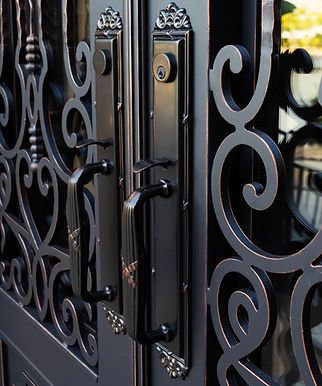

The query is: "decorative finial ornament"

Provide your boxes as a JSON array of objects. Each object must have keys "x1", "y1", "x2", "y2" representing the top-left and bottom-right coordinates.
[
  {"x1": 156, "y1": 346, "x2": 188, "y2": 379},
  {"x1": 97, "y1": 6, "x2": 123, "y2": 31},
  {"x1": 155, "y1": 2, "x2": 192, "y2": 31},
  {"x1": 104, "y1": 308, "x2": 126, "y2": 335}
]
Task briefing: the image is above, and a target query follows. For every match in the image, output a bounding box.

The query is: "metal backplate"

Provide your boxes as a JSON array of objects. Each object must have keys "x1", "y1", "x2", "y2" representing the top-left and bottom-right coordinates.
[
  {"x1": 94, "y1": 24, "x2": 124, "y2": 315},
  {"x1": 151, "y1": 29, "x2": 192, "y2": 377}
]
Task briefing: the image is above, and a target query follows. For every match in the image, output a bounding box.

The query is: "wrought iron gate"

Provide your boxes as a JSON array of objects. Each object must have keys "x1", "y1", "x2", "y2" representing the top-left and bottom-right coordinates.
[
  {"x1": 208, "y1": 0, "x2": 322, "y2": 385},
  {"x1": 0, "y1": 0, "x2": 321, "y2": 385}
]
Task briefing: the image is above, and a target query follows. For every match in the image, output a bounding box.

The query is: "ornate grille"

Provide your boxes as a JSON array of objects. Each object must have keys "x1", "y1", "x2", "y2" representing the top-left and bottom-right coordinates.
[
  {"x1": 0, "y1": 0, "x2": 98, "y2": 367},
  {"x1": 209, "y1": 0, "x2": 322, "y2": 384}
]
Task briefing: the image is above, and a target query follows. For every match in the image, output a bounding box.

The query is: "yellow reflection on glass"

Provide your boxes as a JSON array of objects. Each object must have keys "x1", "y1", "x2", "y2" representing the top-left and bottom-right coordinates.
[
  {"x1": 280, "y1": 0, "x2": 322, "y2": 232},
  {"x1": 282, "y1": 0, "x2": 322, "y2": 106}
]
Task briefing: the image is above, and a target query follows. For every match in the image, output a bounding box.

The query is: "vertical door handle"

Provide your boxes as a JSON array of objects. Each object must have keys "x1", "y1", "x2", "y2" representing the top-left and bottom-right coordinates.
[
  {"x1": 122, "y1": 180, "x2": 174, "y2": 344},
  {"x1": 66, "y1": 160, "x2": 115, "y2": 302}
]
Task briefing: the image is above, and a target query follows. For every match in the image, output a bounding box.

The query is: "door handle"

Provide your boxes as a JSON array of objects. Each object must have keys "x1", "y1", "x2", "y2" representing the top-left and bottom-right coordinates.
[
  {"x1": 66, "y1": 160, "x2": 115, "y2": 302},
  {"x1": 122, "y1": 180, "x2": 174, "y2": 344}
]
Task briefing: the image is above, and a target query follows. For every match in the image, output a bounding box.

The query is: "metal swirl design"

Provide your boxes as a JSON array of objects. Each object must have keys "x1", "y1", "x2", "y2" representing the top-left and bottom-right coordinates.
[
  {"x1": 155, "y1": 2, "x2": 192, "y2": 31},
  {"x1": 0, "y1": 0, "x2": 98, "y2": 367},
  {"x1": 97, "y1": 6, "x2": 123, "y2": 31},
  {"x1": 209, "y1": 0, "x2": 322, "y2": 383}
]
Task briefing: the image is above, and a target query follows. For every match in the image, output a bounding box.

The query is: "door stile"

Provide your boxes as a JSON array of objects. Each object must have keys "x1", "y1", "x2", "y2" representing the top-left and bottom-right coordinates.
[
  {"x1": 123, "y1": 1, "x2": 149, "y2": 385},
  {"x1": 123, "y1": 0, "x2": 149, "y2": 196}
]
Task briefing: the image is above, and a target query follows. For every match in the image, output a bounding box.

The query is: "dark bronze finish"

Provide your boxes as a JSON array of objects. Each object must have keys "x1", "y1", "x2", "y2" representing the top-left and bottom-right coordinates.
[
  {"x1": 76, "y1": 138, "x2": 113, "y2": 150},
  {"x1": 94, "y1": 7, "x2": 125, "y2": 318},
  {"x1": 104, "y1": 307, "x2": 126, "y2": 335},
  {"x1": 208, "y1": 0, "x2": 322, "y2": 384},
  {"x1": 156, "y1": 345, "x2": 188, "y2": 379},
  {"x1": 152, "y1": 53, "x2": 174, "y2": 83},
  {"x1": 149, "y1": 4, "x2": 192, "y2": 377},
  {"x1": 66, "y1": 160, "x2": 114, "y2": 302},
  {"x1": 133, "y1": 158, "x2": 171, "y2": 174},
  {"x1": 122, "y1": 180, "x2": 173, "y2": 344},
  {"x1": 0, "y1": 0, "x2": 103, "y2": 367},
  {"x1": 93, "y1": 49, "x2": 111, "y2": 76}
]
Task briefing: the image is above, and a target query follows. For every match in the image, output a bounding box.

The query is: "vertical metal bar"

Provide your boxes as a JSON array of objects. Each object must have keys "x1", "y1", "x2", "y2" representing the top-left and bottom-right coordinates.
[
  {"x1": 0, "y1": 340, "x2": 5, "y2": 386},
  {"x1": 124, "y1": 1, "x2": 148, "y2": 385},
  {"x1": 124, "y1": 0, "x2": 147, "y2": 195},
  {"x1": 124, "y1": 2, "x2": 137, "y2": 384},
  {"x1": 124, "y1": 0, "x2": 134, "y2": 196}
]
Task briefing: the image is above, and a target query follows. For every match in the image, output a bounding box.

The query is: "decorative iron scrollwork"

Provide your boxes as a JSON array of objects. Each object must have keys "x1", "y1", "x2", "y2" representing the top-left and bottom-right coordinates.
[
  {"x1": 97, "y1": 6, "x2": 123, "y2": 32},
  {"x1": 0, "y1": 0, "x2": 100, "y2": 368},
  {"x1": 155, "y1": 2, "x2": 191, "y2": 31},
  {"x1": 209, "y1": 0, "x2": 322, "y2": 384}
]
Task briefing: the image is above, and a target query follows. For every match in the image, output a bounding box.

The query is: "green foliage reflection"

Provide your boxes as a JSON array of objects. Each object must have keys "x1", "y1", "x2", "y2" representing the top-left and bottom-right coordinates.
[{"x1": 282, "y1": 0, "x2": 322, "y2": 52}]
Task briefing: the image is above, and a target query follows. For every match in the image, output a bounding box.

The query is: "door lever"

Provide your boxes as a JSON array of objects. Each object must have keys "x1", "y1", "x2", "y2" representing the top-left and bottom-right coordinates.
[
  {"x1": 133, "y1": 158, "x2": 172, "y2": 174},
  {"x1": 122, "y1": 180, "x2": 175, "y2": 344},
  {"x1": 76, "y1": 138, "x2": 113, "y2": 150},
  {"x1": 66, "y1": 160, "x2": 115, "y2": 302}
]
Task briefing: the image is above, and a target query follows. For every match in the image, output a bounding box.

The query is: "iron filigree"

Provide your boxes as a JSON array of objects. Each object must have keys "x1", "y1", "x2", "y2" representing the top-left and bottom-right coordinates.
[
  {"x1": 209, "y1": 0, "x2": 322, "y2": 384},
  {"x1": 0, "y1": 0, "x2": 99, "y2": 368},
  {"x1": 97, "y1": 6, "x2": 123, "y2": 32},
  {"x1": 155, "y1": 3, "x2": 191, "y2": 31},
  {"x1": 156, "y1": 345, "x2": 188, "y2": 379}
]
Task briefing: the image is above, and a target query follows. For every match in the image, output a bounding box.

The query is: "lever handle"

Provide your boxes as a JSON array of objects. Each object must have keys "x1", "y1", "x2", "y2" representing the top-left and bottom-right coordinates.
[
  {"x1": 122, "y1": 180, "x2": 173, "y2": 344},
  {"x1": 76, "y1": 138, "x2": 113, "y2": 150},
  {"x1": 66, "y1": 160, "x2": 114, "y2": 302},
  {"x1": 133, "y1": 158, "x2": 171, "y2": 174}
]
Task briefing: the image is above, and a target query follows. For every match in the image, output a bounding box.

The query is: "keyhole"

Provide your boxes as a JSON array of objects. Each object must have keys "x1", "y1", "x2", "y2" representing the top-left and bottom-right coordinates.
[{"x1": 157, "y1": 66, "x2": 166, "y2": 80}]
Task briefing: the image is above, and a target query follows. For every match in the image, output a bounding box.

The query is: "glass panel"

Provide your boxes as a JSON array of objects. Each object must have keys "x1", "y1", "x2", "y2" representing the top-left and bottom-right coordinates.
[{"x1": 262, "y1": 2, "x2": 322, "y2": 384}]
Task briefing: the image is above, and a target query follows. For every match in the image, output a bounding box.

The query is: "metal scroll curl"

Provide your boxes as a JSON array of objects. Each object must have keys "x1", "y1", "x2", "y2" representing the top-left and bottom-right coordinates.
[
  {"x1": 209, "y1": 0, "x2": 322, "y2": 384},
  {"x1": 0, "y1": 0, "x2": 99, "y2": 367}
]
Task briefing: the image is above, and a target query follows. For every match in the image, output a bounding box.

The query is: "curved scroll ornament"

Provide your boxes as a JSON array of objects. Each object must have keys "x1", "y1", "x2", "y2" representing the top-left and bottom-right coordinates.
[
  {"x1": 0, "y1": 0, "x2": 99, "y2": 367},
  {"x1": 209, "y1": 0, "x2": 322, "y2": 384},
  {"x1": 155, "y1": 2, "x2": 191, "y2": 31},
  {"x1": 97, "y1": 6, "x2": 123, "y2": 31}
]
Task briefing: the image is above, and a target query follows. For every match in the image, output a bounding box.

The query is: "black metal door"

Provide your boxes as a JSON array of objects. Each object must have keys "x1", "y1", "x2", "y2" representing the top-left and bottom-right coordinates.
[
  {"x1": 208, "y1": 0, "x2": 322, "y2": 385},
  {"x1": 2, "y1": 0, "x2": 321, "y2": 385},
  {"x1": 0, "y1": 1, "x2": 208, "y2": 385}
]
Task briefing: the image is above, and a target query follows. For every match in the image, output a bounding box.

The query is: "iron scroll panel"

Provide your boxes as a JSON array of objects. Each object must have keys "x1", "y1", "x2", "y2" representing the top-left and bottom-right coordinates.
[
  {"x1": 209, "y1": 0, "x2": 322, "y2": 385},
  {"x1": 0, "y1": 0, "x2": 101, "y2": 368}
]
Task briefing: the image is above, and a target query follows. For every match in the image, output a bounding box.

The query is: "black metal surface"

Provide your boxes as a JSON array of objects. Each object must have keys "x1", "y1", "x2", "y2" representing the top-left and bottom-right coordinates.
[
  {"x1": 122, "y1": 180, "x2": 172, "y2": 345},
  {"x1": 94, "y1": 6, "x2": 125, "y2": 317},
  {"x1": 150, "y1": 25, "x2": 192, "y2": 379},
  {"x1": 208, "y1": 0, "x2": 322, "y2": 385},
  {"x1": 66, "y1": 160, "x2": 114, "y2": 302},
  {"x1": 133, "y1": 158, "x2": 171, "y2": 174},
  {"x1": 76, "y1": 138, "x2": 113, "y2": 150},
  {"x1": 0, "y1": 0, "x2": 104, "y2": 370}
]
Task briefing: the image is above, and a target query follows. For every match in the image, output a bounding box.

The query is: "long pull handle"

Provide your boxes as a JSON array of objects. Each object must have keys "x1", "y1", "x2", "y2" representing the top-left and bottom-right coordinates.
[
  {"x1": 66, "y1": 160, "x2": 114, "y2": 303},
  {"x1": 122, "y1": 180, "x2": 173, "y2": 344}
]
